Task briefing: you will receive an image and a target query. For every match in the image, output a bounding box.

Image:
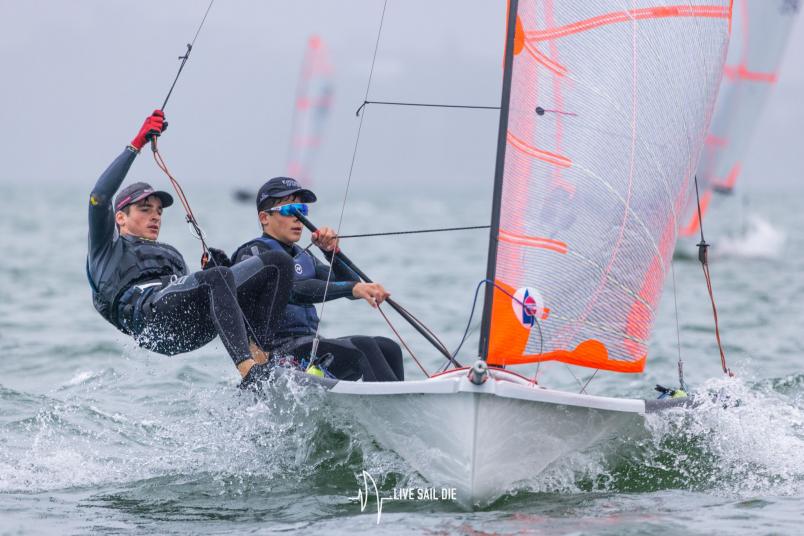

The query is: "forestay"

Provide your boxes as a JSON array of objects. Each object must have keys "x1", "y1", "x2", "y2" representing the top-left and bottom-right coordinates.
[
  {"x1": 680, "y1": 0, "x2": 799, "y2": 237},
  {"x1": 481, "y1": 1, "x2": 732, "y2": 372}
]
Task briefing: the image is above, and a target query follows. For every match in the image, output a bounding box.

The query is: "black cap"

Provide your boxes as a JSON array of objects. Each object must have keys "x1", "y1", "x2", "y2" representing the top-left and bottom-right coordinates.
[
  {"x1": 256, "y1": 177, "x2": 317, "y2": 211},
  {"x1": 114, "y1": 182, "x2": 174, "y2": 212}
]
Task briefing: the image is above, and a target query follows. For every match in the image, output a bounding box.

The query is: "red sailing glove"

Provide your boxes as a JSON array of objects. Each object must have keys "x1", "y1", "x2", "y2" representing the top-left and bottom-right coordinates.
[{"x1": 130, "y1": 109, "x2": 168, "y2": 151}]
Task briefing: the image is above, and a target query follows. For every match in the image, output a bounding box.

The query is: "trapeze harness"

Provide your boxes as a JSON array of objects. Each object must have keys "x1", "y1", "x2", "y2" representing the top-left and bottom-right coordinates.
[
  {"x1": 233, "y1": 236, "x2": 319, "y2": 339},
  {"x1": 88, "y1": 234, "x2": 187, "y2": 332}
]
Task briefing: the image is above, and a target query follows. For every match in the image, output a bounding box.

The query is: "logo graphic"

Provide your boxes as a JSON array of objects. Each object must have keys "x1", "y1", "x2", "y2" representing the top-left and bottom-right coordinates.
[
  {"x1": 294, "y1": 263, "x2": 303, "y2": 274},
  {"x1": 350, "y1": 471, "x2": 394, "y2": 524},
  {"x1": 350, "y1": 471, "x2": 458, "y2": 524},
  {"x1": 283, "y1": 178, "x2": 299, "y2": 188},
  {"x1": 512, "y1": 287, "x2": 544, "y2": 327}
]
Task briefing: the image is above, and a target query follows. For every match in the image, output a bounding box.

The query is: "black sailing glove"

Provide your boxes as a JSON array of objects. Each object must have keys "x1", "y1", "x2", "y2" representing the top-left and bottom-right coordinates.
[{"x1": 203, "y1": 247, "x2": 232, "y2": 269}]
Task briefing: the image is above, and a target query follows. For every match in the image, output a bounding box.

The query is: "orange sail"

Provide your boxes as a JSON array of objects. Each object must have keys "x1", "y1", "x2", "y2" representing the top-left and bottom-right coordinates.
[{"x1": 480, "y1": 1, "x2": 732, "y2": 373}]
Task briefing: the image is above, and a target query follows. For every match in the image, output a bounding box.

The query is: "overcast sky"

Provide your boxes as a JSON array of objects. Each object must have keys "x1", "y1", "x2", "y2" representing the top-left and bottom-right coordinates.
[{"x1": 0, "y1": 1, "x2": 801, "y2": 194}]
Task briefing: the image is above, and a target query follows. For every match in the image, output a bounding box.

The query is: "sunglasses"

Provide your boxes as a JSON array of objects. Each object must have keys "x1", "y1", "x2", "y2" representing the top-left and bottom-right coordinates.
[{"x1": 265, "y1": 203, "x2": 309, "y2": 217}]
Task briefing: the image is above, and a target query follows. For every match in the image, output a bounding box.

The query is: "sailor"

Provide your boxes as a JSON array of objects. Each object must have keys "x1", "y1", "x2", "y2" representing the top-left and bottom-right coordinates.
[
  {"x1": 87, "y1": 110, "x2": 294, "y2": 385},
  {"x1": 225, "y1": 177, "x2": 405, "y2": 381}
]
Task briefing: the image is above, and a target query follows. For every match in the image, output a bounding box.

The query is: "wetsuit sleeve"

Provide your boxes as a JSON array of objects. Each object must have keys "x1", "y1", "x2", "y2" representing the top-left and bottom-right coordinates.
[
  {"x1": 292, "y1": 277, "x2": 356, "y2": 304},
  {"x1": 316, "y1": 251, "x2": 361, "y2": 283},
  {"x1": 234, "y1": 241, "x2": 358, "y2": 304},
  {"x1": 290, "y1": 252, "x2": 358, "y2": 304},
  {"x1": 88, "y1": 147, "x2": 138, "y2": 258}
]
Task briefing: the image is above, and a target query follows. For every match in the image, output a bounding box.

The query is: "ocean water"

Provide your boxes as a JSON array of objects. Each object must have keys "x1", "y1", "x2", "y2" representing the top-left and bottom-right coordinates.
[{"x1": 1, "y1": 180, "x2": 803, "y2": 535}]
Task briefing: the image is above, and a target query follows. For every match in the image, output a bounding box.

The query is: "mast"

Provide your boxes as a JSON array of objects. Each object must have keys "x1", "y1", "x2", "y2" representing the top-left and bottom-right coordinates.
[{"x1": 478, "y1": 0, "x2": 520, "y2": 360}]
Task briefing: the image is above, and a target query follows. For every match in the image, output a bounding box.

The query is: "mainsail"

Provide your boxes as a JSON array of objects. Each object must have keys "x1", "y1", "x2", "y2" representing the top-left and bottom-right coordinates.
[
  {"x1": 285, "y1": 35, "x2": 334, "y2": 183},
  {"x1": 680, "y1": 0, "x2": 799, "y2": 237},
  {"x1": 479, "y1": 1, "x2": 732, "y2": 372}
]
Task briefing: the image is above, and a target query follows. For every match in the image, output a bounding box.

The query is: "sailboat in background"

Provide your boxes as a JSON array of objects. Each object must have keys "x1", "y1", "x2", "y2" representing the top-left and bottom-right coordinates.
[
  {"x1": 274, "y1": 0, "x2": 733, "y2": 507},
  {"x1": 677, "y1": 0, "x2": 799, "y2": 255},
  {"x1": 233, "y1": 35, "x2": 334, "y2": 202},
  {"x1": 284, "y1": 35, "x2": 334, "y2": 184}
]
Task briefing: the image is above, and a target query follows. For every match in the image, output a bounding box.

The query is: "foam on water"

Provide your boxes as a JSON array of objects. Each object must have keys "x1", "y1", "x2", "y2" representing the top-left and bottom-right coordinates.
[
  {"x1": 507, "y1": 374, "x2": 804, "y2": 499},
  {"x1": 3, "y1": 369, "x2": 804, "y2": 505},
  {"x1": 716, "y1": 215, "x2": 787, "y2": 259}
]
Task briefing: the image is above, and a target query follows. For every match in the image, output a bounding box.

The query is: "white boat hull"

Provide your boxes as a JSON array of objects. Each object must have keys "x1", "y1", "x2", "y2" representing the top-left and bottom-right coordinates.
[{"x1": 317, "y1": 368, "x2": 673, "y2": 506}]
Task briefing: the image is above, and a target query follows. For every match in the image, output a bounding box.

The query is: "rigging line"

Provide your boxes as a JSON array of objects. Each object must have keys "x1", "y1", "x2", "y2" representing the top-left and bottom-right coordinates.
[
  {"x1": 447, "y1": 279, "x2": 544, "y2": 371},
  {"x1": 160, "y1": 0, "x2": 216, "y2": 111},
  {"x1": 189, "y1": 0, "x2": 216, "y2": 47},
  {"x1": 694, "y1": 174, "x2": 707, "y2": 245},
  {"x1": 151, "y1": 147, "x2": 270, "y2": 354},
  {"x1": 153, "y1": 149, "x2": 207, "y2": 250},
  {"x1": 670, "y1": 258, "x2": 687, "y2": 391},
  {"x1": 390, "y1": 299, "x2": 454, "y2": 362},
  {"x1": 693, "y1": 175, "x2": 732, "y2": 377},
  {"x1": 356, "y1": 100, "x2": 500, "y2": 116},
  {"x1": 337, "y1": 225, "x2": 489, "y2": 239},
  {"x1": 294, "y1": 210, "x2": 459, "y2": 367},
  {"x1": 377, "y1": 304, "x2": 430, "y2": 378},
  {"x1": 563, "y1": 364, "x2": 586, "y2": 391},
  {"x1": 579, "y1": 369, "x2": 598, "y2": 395},
  {"x1": 312, "y1": 0, "x2": 389, "y2": 357},
  {"x1": 146, "y1": 0, "x2": 273, "y2": 360}
]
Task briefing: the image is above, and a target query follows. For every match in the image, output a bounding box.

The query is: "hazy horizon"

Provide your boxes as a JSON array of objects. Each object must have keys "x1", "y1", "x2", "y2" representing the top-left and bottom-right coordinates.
[{"x1": 1, "y1": 1, "x2": 801, "y2": 195}]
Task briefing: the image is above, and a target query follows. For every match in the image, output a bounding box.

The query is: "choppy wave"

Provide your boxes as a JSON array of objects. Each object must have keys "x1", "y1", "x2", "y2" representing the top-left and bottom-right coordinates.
[
  {"x1": 495, "y1": 375, "x2": 804, "y2": 501},
  {"x1": 4, "y1": 372, "x2": 802, "y2": 508}
]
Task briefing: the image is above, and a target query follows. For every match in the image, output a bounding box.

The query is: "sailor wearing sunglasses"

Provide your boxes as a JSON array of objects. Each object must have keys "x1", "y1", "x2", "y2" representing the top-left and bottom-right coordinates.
[{"x1": 226, "y1": 177, "x2": 404, "y2": 385}]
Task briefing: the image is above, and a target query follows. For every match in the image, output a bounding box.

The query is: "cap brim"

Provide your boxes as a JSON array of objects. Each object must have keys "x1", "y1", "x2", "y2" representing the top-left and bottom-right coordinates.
[
  {"x1": 260, "y1": 188, "x2": 317, "y2": 206},
  {"x1": 127, "y1": 190, "x2": 174, "y2": 209}
]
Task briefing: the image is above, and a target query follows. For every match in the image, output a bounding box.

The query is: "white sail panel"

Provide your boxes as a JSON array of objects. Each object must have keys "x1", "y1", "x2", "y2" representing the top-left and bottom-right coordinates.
[
  {"x1": 286, "y1": 35, "x2": 334, "y2": 184},
  {"x1": 486, "y1": 1, "x2": 731, "y2": 372},
  {"x1": 680, "y1": 0, "x2": 798, "y2": 237}
]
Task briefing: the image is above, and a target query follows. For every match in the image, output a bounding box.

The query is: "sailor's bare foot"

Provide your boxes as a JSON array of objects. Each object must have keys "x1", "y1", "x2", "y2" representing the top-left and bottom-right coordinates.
[
  {"x1": 237, "y1": 359, "x2": 256, "y2": 378},
  {"x1": 249, "y1": 341, "x2": 269, "y2": 364}
]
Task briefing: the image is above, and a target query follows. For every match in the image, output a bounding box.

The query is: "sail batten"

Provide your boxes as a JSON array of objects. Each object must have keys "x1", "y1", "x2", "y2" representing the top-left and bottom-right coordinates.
[{"x1": 482, "y1": 0, "x2": 732, "y2": 372}]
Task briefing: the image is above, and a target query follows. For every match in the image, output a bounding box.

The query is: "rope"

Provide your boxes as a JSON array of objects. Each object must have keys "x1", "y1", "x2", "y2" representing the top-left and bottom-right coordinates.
[
  {"x1": 670, "y1": 259, "x2": 687, "y2": 391},
  {"x1": 579, "y1": 369, "x2": 598, "y2": 394},
  {"x1": 151, "y1": 146, "x2": 268, "y2": 355},
  {"x1": 389, "y1": 298, "x2": 455, "y2": 364},
  {"x1": 702, "y1": 261, "x2": 731, "y2": 376},
  {"x1": 693, "y1": 175, "x2": 732, "y2": 377},
  {"x1": 443, "y1": 279, "x2": 544, "y2": 372},
  {"x1": 377, "y1": 305, "x2": 430, "y2": 378},
  {"x1": 152, "y1": 143, "x2": 209, "y2": 254},
  {"x1": 312, "y1": 0, "x2": 389, "y2": 354},
  {"x1": 160, "y1": 0, "x2": 215, "y2": 111},
  {"x1": 356, "y1": 100, "x2": 500, "y2": 116},
  {"x1": 337, "y1": 225, "x2": 489, "y2": 239},
  {"x1": 189, "y1": 0, "x2": 215, "y2": 46}
]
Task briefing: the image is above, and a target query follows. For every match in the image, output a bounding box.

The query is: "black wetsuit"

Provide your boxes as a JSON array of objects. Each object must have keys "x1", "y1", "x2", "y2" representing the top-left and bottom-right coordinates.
[
  {"x1": 232, "y1": 236, "x2": 404, "y2": 381},
  {"x1": 87, "y1": 147, "x2": 293, "y2": 365}
]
